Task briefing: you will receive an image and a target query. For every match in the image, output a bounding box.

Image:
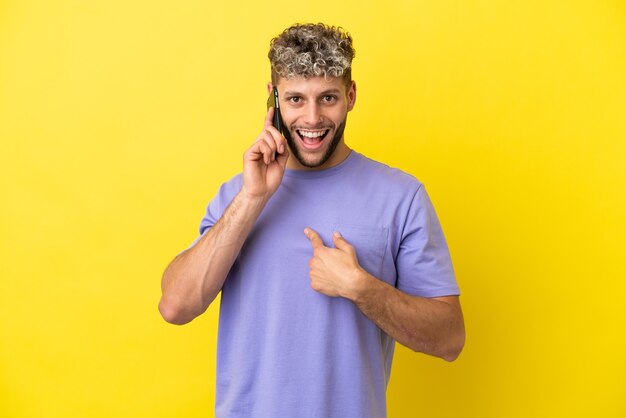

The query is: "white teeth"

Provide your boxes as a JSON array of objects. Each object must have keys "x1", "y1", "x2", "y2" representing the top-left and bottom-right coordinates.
[{"x1": 298, "y1": 130, "x2": 327, "y2": 138}]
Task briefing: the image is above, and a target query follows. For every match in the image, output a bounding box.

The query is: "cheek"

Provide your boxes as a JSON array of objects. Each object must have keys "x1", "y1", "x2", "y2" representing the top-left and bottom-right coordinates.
[
  {"x1": 328, "y1": 109, "x2": 348, "y2": 125},
  {"x1": 279, "y1": 111, "x2": 296, "y2": 128}
]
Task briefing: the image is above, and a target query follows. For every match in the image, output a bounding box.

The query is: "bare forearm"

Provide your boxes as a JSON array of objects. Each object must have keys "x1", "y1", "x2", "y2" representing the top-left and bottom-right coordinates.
[
  {"x1": 350, "y1": 272, "x2": 465, "y2": 361},
  {"x1": 159, "y1": 191, "x2": 267, "y2": 324}
]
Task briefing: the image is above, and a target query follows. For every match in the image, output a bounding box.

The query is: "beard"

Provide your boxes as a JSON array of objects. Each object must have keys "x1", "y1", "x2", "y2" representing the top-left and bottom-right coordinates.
[{"x1": 282, "y1": 117, "x2": 348, "y2": 169}]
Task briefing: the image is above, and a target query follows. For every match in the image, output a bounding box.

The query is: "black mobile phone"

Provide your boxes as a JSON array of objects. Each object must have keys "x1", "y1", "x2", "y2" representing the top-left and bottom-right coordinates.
[{"x1": 266, "y1": 86, "x2": 283, "y2": 134}]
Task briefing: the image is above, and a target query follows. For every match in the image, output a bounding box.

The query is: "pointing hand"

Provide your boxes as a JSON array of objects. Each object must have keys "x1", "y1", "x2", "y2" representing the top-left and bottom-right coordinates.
[{"x1": 304, "y1": 227, "x2": 366, "y2": 299}]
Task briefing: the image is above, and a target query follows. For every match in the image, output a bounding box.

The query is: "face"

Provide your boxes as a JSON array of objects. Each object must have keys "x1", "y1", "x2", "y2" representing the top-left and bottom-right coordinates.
[{"x1": 271, "y1": 76, "x2": 356, "y2": 170}]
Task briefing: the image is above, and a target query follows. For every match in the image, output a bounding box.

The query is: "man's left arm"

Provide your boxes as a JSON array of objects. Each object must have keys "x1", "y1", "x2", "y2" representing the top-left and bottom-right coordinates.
[{"x1": 305, "y1": 228, "x2": 465, "y2": 362}]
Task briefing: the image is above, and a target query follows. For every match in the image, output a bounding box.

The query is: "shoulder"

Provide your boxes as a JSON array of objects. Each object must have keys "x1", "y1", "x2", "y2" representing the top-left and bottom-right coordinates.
[
  {"x1": 213, "y1": 172, "x2": 243, "y2": 201},
  {"x1": 350, "y1": 151, "x2": 424, "y2": 195},
  {"x1": 204, "y1": 172, "x2": 243, "y2": 214}
]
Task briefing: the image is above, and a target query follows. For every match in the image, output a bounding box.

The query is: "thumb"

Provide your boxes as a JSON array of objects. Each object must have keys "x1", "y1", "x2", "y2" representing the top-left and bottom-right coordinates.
[{"x1": 332, "y1": 231, "x2": 353, "y2": 253}]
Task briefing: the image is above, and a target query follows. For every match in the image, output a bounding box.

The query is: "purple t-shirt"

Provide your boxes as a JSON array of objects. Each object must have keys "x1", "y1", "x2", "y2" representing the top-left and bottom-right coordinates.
[{"x1": 197, "y1": 151, "x2": 459, "y2": 418}]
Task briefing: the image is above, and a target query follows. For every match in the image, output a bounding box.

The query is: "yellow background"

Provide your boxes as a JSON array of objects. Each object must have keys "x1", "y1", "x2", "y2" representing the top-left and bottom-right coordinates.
[{"x1": 1, "y1": 0, "x2": 625, "y2": 417}]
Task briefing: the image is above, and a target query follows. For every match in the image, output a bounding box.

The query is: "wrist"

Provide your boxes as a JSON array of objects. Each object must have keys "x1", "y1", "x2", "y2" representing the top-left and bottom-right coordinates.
[
  {"x1": 236, "y1": 188, "x2": 269, "y2": 215},
  {"x1": 239, "y1": 186, "x2": 270, "y2": 205},
  {"x1": 345, "y1": 268, "x2": 377, "y2": 303}
]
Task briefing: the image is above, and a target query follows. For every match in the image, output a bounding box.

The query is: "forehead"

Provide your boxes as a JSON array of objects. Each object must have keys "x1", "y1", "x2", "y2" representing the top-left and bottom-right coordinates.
[{"x1": 276, "y1": 76, "x2": 346, "y2": 94}]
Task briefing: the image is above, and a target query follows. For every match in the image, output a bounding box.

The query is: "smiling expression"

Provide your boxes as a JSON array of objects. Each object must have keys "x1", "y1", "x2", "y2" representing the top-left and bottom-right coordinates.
[{"x1": 271, "y1": 76, "x2": 356, "y2": 170}]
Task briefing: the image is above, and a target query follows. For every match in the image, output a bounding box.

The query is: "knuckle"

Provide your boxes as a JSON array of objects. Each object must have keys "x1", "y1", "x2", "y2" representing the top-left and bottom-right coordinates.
[
  {"x1": 259, "y1": 131, "x2": 270, "y2": 143},
  {"x1": 263, "y1": 136, "x2": 276, "y2": 148}
]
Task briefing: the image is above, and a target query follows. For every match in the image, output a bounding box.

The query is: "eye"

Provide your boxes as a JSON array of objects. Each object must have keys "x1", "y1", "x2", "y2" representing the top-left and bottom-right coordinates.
[
  {"x1": 321, "y1": 95, "x2": 337, "y2": 104},
  {"x1": 288, "y1": 96, "x2": 301, "y2": 104}
]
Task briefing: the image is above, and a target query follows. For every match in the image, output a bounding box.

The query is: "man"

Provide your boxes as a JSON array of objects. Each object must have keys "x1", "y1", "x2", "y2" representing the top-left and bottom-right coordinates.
[{"x1": 159, "y1": 23, "x2": 465, "y2": 418}]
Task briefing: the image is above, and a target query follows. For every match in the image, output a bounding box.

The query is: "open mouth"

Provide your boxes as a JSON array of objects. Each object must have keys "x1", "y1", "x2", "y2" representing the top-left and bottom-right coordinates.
[{"x1": 295, "y1": 129, "x2": 331, "y2": 150}]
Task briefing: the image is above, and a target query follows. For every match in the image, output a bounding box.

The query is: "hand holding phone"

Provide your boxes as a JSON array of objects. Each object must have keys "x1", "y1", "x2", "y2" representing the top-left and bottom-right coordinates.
[{"x1": 240, "y1": 86, "x2": 288, "y2": 199}]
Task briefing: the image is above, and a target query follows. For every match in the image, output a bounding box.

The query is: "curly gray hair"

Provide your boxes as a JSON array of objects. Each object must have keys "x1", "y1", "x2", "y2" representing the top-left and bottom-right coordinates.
[{"x1": 268, "y1": 23, "x2": 355, "y2": 87}]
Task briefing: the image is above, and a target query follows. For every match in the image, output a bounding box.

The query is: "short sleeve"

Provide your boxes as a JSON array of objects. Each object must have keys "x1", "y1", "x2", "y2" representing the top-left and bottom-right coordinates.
[
  {"x1": 395, "y1": 185, "x2": 460, "y2": 297},
  {"x1": 186, "y1": 174, "x2": 242, "y2": 249}
]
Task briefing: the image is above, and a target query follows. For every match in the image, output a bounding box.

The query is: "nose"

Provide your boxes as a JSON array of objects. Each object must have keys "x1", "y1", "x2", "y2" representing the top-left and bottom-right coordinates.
[{"x1": 303, "y1": 102, "x2": 322, "y2": 126}]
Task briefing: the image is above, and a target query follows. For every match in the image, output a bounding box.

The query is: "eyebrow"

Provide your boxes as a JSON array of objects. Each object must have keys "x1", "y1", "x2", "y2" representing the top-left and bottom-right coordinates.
[{"x1": 283, "y1": 88, "x2": 342, "y2": 96}]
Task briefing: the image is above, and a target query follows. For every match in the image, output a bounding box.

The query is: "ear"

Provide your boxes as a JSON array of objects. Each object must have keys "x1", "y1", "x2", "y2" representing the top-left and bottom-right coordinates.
[
  {"x1": 347, "y1": 80, "x2": 357, "y2": 112},
  {"x1": 267, "y1": 82, "x2": 273, "y2": 95}
]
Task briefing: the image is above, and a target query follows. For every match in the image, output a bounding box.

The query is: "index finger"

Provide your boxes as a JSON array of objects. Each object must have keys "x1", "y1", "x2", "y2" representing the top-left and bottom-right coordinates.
[
  {"x1": 264, "y1": 106, "x2": 275, "y2": 129},
  {"x1": 304, "y1": 227, "x2": 325, "y2": 249}
]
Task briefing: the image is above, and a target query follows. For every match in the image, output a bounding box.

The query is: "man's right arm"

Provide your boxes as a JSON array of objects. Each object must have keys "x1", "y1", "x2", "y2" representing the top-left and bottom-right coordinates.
[
  {"x1": 158, "y1": 107, "x2": 288, "y2": 325},
  {"x1": 158, "y1": 191, "x2": 267, "y2": 324}
]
